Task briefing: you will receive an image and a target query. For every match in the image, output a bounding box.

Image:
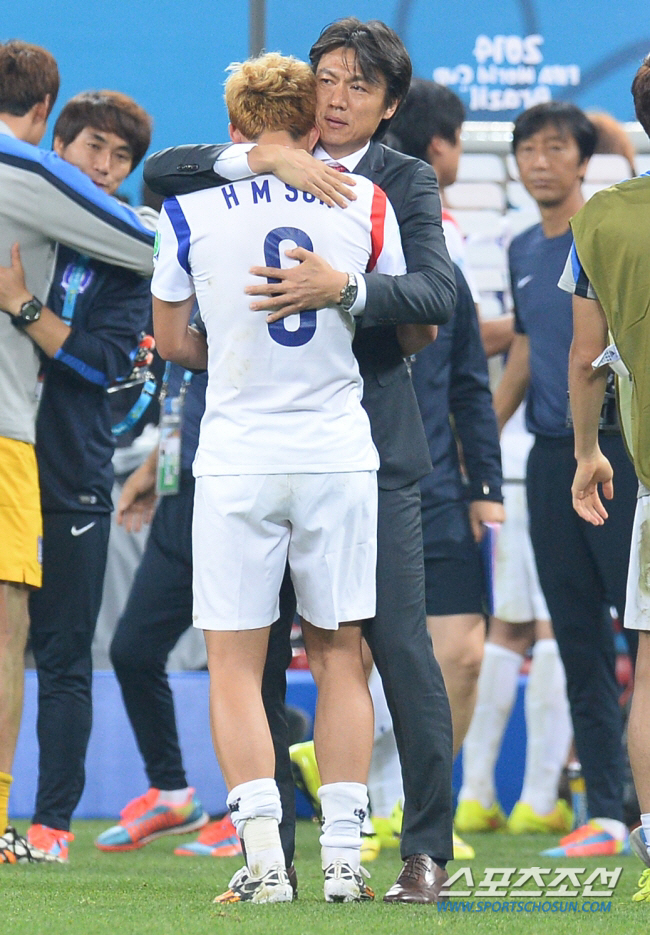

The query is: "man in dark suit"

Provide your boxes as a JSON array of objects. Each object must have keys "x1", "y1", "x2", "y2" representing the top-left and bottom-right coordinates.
[{"x1": 144, "y1": 18, "x2": 456, "y2": 902}]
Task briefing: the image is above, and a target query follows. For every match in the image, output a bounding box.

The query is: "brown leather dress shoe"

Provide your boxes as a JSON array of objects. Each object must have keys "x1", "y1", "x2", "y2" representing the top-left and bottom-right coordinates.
[{"x1": 383, "y1": 854, "x2": 449, "y2": 904}]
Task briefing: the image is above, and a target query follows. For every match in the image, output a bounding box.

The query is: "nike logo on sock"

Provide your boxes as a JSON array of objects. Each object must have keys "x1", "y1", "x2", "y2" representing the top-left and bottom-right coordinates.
[
  {"x1": 517, "y1": 275, "x2": 533, "y2": 289},
  {"x1": 71, "y1": 522, "x2": 96, "y2": 537}
]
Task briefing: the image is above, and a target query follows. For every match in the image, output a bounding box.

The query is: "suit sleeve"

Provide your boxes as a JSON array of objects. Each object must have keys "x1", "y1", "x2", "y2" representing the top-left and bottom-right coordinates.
[
  {"x1": 449, "y1": 269, "x2": 503, "y2": 502},
  {"x1": 360, "y1": 159, "x2": 456, "y2": 328},
  {"x1": 144, "y1": 143, "x2": 235, "y2": 196}
]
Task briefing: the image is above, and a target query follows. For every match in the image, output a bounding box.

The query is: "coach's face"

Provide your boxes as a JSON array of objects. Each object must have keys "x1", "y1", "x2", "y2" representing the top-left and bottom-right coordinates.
[
  {"x1": 515, "y1": 124, "x2": 588, "y2": 209},
  {"x1": 315, "y1": 47, "x2": 398, "y2": 159},
  {"x1": 54, "y1": 127, "x2": 133, "y2": 196}
]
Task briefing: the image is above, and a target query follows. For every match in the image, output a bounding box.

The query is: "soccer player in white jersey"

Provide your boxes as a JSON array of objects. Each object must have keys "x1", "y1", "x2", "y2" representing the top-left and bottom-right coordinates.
[{"x1": 151, "y1": 54, "x2": 406, "y2": 904}]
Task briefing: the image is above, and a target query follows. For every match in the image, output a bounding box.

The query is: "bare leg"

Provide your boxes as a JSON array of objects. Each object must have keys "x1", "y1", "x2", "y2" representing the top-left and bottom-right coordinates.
[
  {"x1": 427, "y1": 613, "x2": 485, "y2": 757},
  {"x1": 628, "y1": 631, "x2": 650, "y2": 814},
  {"x1": 203, "y1": 627, "x2": 273, "y2": 789},
  {"x1": 0, "y1": 582, "x2": 30, "y2": 775},
  {"x1": 489, "y1": 616, "x2": 536, "y2": 655},
  {"x1": 303, "y1": 619, "x2": 373, "y2": 784}
]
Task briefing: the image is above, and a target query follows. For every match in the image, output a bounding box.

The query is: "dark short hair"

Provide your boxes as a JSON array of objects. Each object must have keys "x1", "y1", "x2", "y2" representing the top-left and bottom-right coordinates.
[
  {"x1": 512, "y1": 101, "x2": 597, "y2": 163},
  {"x1": 309, "y1": 17, "x2": 412, "y2": 139},
  {"x1": 388, "y1": 80, "x2": 465, "y2": 160},
  {"x1": 632, "y1": 53, "x2": 650, "y2": 140},
  {"x1": 0, "y1": 39, "x2": 59, "y2": 117},
  {"x1": 53, "y1": 91, "x2": 152, "y2": 170}
]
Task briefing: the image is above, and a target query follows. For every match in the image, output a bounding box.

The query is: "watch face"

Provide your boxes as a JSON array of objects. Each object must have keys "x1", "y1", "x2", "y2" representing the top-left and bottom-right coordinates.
[{"x1": 20, "y1": 298, "x2": 42, "y2": 322}]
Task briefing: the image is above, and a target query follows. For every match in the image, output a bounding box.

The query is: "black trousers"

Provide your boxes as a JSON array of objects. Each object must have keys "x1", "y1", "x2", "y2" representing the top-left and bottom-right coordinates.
[
  {"x1": 527, "y1": 434, "x2": 637, "y2": 822},
  {"x1": 29, "y1": 511, "x2": 110, "y2": 831},
  {"x1": 110, "y1": 472, "x2": 196, "y2": 792},
  {"x1": 267, "y1": 481, "x2": 454, "y2": 864},
  {"x1": 110, "y1": 471, "x2": 297, "y2": 851}
]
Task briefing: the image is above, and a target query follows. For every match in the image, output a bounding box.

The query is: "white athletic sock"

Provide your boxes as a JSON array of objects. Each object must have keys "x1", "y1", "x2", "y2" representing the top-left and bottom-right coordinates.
[
  {"x1": 459, "y1": 642, "x2": 523, "y2": 808},
  {"x1": 157, "y1": 787, "x2": 191, "y2": 806},
  {"x1": 368, "y1": 666, "x2": 394, "y2": 741},
  {"x1": 319, "y1": 781, "x2": 368, "y2": 872},
  {"x1": 368, "y1": 728, "x2": 403, "y2": 819},
  {"x1": 367, "y1": 668, "x2": 404, "y2": 817},
  {"x1": 641, "y1": 814, "x2": 650, "y2": 854},
  {"x1": 226, "y1": 778, "x2": 284, "y2": 877},
  {"x1": 592, "y1": 817, "x2": 627, "y2": 840},
  {"x1": 520, "y1": 639, "x2": 572, "y2": 816}
]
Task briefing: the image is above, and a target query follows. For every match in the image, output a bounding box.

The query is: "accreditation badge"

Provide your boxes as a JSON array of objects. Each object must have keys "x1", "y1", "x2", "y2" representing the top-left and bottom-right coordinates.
[{"x1": 156, "y1": 398, "x2": 182, "y2": 495}]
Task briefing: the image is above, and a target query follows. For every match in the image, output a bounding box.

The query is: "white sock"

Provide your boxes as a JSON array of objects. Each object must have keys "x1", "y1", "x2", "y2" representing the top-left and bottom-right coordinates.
[
  {"x1": 641, "y1": 814, "x2": 650, "y2": 854},
  {"x1": 367, "y1": 665, "x2": 403, "y2": 818},
  {"x1": 592, "y1": 817, "x2": 627, "y2": 840},
  {"x1": 319, "y1": 781, "x2": 368, "y2": 872},
  {"x1": 459, "y1": 642, "x2": 523, "y2": 808},
  {"x1": 157, "y1": 787, "x2": 191, "y2": 806},
  {"x1": 227, "y1": 778, "x2": 284, "y2": 877},
  {"x1": 368, "y1": 666, "x2": 393, "y2": 740},
  {"x1": 520, "y1": 639, "x2": 572, "y2": 815}
]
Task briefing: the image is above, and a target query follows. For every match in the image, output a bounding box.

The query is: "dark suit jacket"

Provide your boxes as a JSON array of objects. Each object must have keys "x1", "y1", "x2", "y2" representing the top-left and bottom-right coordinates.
[{"x1": 144, "y1": 142, "x2": 456, "y2": 489}]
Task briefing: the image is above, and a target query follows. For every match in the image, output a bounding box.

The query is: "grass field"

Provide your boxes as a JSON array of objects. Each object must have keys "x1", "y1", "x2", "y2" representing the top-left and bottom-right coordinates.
[{"x1": 3, "y1": 819, "x2": 648, "y2": 935}]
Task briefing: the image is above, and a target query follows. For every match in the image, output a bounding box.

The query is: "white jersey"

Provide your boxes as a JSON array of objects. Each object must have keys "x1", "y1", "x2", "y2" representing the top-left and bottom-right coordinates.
[
  {"x1": 441, "y1": 209, "x2": 480, "y2": 304},
  {"x1": 152, "y1": 173, "x2": 405, "y2": 476}
]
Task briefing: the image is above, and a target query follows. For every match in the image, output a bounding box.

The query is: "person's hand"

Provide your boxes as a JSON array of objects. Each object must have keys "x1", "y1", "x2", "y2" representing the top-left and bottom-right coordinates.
[
  {"x1": 469, "y1": 500, "x2": 505, "y2": 542},
  {"x1": 247, "y1": 248, "x2": 347, "y2": 322},
  {"x1": 117, "y1": 460, "x2": 157, "y2": 533},
  {"x1": 0, "y1": 244, "x2": 31, "y2": 315},
  {"x1": 571, "y1": 451, "x2": 614, "y2": 525},
  {"x1": 249, "y1": 145, "x2": 356, "y2": 209}
]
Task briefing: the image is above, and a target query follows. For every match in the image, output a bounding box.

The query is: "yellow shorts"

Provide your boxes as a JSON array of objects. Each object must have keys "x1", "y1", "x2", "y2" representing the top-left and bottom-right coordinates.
[{"x1": 0, "y1": 437, "x2": 42, "y2": 588}]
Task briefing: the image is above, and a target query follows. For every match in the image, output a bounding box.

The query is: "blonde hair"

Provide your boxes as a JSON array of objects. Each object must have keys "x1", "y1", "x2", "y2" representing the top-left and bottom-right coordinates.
[{"x1": 225, "y1": 53, "x2": 316, "y2": 141}]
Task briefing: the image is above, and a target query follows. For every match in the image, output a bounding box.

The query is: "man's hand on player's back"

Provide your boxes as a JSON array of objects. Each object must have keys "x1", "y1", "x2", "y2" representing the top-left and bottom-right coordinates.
[{"x1": 247, "y1": 247, "x2": 347, "y2": 321}]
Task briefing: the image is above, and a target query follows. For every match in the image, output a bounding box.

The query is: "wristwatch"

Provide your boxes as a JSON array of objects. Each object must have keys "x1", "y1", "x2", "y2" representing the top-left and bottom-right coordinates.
[
  {"x1": 11, "y1": 295, "x2": 43, "y2": 329},
  {"x1": 338, "y1": 273, "x2": 358, "y2": 312}
]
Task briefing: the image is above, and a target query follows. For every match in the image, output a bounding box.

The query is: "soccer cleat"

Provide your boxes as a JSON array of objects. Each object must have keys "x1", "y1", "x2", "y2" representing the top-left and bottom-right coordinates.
[
  {"x1": 0, "y1": 826, "x2": 59, "y2": 864},
  {"x1": 289, "y1": 741, "x2": 322, "y2": 818},
  {"x1": 452, "y1": 830, "x2": 475, "y2": 860},
  {"x1": 95, "y1": 787, "x2": 208, "y2": 852},
  {"x1": 360, "y1": 832, "x2": 382, "y2": 862},
  {"x1": 373, "y1": 816, "x2": 401, "y2": 849},
  {"x1": 633, "y1": 868, "x2": 650, "y2": 902},
  {"x1": 540, "y1": 820, "x2": 631, "y2": 858},
  {"x1": 630, "y1": 826, "x2": 650, "y2": 868},
  {"x1": 455, "y1": 799, "x2": 507, "y2": 833},
  {"x1": 507, "y1": 799, "x2": 573, "y2": 835},
  {"x1": 174, "y1": 813, "x2": 242, "y2": 857},
  {"x1": 213, "y1": 864, "x2": 294, "y2": 904},
  {"x1": 27, "y1": 824, "x2": 74, "y2": 862},
  {"x1": 323, "y1": 859, "x2": 374, "y2": 902}
]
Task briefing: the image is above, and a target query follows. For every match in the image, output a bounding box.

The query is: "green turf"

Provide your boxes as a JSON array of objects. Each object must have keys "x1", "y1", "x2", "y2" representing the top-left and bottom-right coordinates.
[{"x1": 2, "y1": 820, "x2": 648, "y2": 935}]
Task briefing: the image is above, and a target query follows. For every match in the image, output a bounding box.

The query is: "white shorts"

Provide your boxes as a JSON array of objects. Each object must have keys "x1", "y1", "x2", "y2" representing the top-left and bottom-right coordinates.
[
  {"x1": 624, "y1": 494, "x2": 650, "y2": 631},
  {"x1": 492, "y1": 482, "x2": 550, "y2": 624},
  {"x1": 192, "y1": 471, "x2": 377, "y2": 631}
]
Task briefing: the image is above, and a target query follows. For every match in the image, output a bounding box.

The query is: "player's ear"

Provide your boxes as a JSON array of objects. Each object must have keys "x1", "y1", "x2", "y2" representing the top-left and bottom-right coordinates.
[
  {"x1": 229, "y1": 123, "x2": 246, "y2": 144},
  {"x1": 307, "y1": 125, "x2": 320, "y2": 152}
]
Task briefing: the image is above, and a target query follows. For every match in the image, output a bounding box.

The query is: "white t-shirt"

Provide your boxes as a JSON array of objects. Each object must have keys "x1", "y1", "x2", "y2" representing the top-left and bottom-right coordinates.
[
  {"x1": 441, "y1": 209, "x2": 481, "y2": 304},
  {"x1": 152, "y1": 173, "x2": 406, "y2": 476}
]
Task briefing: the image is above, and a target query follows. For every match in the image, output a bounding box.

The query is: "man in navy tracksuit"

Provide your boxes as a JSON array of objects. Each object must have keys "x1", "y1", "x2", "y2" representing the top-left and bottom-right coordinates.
[{"x1": 0, "y1": 90, "x2": 155, "y2": 860}]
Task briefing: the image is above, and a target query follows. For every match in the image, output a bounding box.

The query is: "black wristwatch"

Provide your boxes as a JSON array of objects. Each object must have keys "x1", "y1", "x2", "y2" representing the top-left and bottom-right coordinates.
[
  {"x1": 11, "y1": 295, "x2": 43, "y2": 329},
  {"x1": 338, "y1": 273, "x2": 358, "y2": 312}
]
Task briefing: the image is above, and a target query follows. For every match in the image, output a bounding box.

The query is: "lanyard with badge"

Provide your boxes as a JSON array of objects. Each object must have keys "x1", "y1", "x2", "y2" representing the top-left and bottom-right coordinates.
[
  {"x1": 58, "y1": 255, "x2": 158, "y2": 433},
  {"x1": 156, "y1": 362, "x2": 193, "y2": 495}
]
